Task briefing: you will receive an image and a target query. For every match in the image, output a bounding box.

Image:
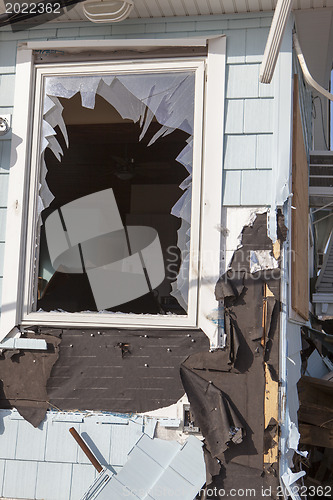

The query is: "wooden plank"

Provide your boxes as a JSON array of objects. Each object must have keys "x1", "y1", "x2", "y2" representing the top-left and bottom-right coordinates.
[
  {"x1": 264, "y1": 362, "x2": 279, "y2": 464},
  {"x1": 291, "y1": 77, "x2": 309, "y2": 320},
  {"x1": 299, "y1": 423, "x2": 333, "y2": 448},
  {"x1": 299, "y1": 403, "x2": 333, "y2": 429}
]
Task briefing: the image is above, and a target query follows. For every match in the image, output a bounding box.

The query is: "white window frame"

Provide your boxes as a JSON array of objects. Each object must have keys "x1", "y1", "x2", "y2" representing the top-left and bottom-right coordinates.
[{"x1": 0, "y1": 37, "x2": 226, "y2": 346}]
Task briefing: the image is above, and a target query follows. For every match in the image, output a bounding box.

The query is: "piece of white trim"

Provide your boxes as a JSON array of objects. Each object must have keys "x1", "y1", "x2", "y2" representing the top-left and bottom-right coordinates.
[
  {"x1": 312, "y1": 293, "x2": 333, "y2": 303},
  {"x1": 197, "y1": 36, "x2": 226, "y2": 347},
  {"x1": 0, "y1": 338, "x2": 47, "y2": 350},
  {"x1": 0, "y1": 48, "x2": 34, "y2": 342},
  {"x1": 293, "y1": 32, "x2": 333, "y2": 103},
  {"x1": 259, "y1": 0, "x2": 293, "y2": 84},
  {"x1": 25, "y1": 37, "x2": 220, "y2": 52}
]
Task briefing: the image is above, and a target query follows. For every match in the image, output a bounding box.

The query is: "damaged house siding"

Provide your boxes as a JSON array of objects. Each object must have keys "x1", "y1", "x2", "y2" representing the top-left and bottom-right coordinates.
[{"x1": 0, "y1": 11, "x2": 295, "y2": 500}]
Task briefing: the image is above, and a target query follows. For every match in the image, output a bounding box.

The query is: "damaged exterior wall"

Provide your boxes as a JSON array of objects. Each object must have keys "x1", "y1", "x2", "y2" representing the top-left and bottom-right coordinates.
[{"x1": 0, "y1": 10, "x2": 296, "y2": 500}]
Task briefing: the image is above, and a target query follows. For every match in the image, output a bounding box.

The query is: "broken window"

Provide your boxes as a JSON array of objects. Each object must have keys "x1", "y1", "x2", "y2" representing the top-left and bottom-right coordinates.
[{"x1": 34, "y1": 67, "x2": 198, "y2": 316}]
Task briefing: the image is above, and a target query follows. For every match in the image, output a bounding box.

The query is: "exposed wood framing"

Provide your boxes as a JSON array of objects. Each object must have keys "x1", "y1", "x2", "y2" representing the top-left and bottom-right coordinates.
[
  {"x1": 263, "y1": 283, "x2": 279, "y2": 464},
  {"x1": 291, "y1": 76, "x2": 309, "y2": 320}
]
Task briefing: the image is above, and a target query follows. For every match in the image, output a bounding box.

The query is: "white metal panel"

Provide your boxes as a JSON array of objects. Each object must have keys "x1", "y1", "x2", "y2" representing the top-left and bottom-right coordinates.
[
  {"x1": 35, "y1": 462, "x2": 73, "y2": 500},
  {"x1": 15, "y1": 419, "x2": 48, "y2": 461},
  {"x1": 3, "y1": 460, "x2": 38, "y2": 499}
]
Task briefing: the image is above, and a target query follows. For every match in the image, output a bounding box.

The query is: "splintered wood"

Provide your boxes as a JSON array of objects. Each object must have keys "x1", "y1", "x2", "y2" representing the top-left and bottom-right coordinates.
[{"x1": 263, "y1": 283, "x2": 279, "y2": 464}]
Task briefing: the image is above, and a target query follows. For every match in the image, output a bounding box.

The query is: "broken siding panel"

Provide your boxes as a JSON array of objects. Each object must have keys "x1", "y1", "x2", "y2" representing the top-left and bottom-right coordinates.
[
  {"x1": 2, "y1": 459, "x2": 38, "y2": 499},
  {"x1": 35, "y1": 462, "x2": 73, "y2": 500}
]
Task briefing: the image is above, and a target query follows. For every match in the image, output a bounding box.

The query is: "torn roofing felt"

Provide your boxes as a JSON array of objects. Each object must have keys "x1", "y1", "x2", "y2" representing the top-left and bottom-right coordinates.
[
  {"x1": 0, "y1": 333, "x2": 61, "y2": 427},
  {"x1": 46, "y1": 328, "x2": 209, "y2": 416},
  {"x1": 180, "y1": 213, "x2": 281, "y2": 495},
  {"x1": 0, "y1": 328, "x2": 209, "y2": 426}
]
